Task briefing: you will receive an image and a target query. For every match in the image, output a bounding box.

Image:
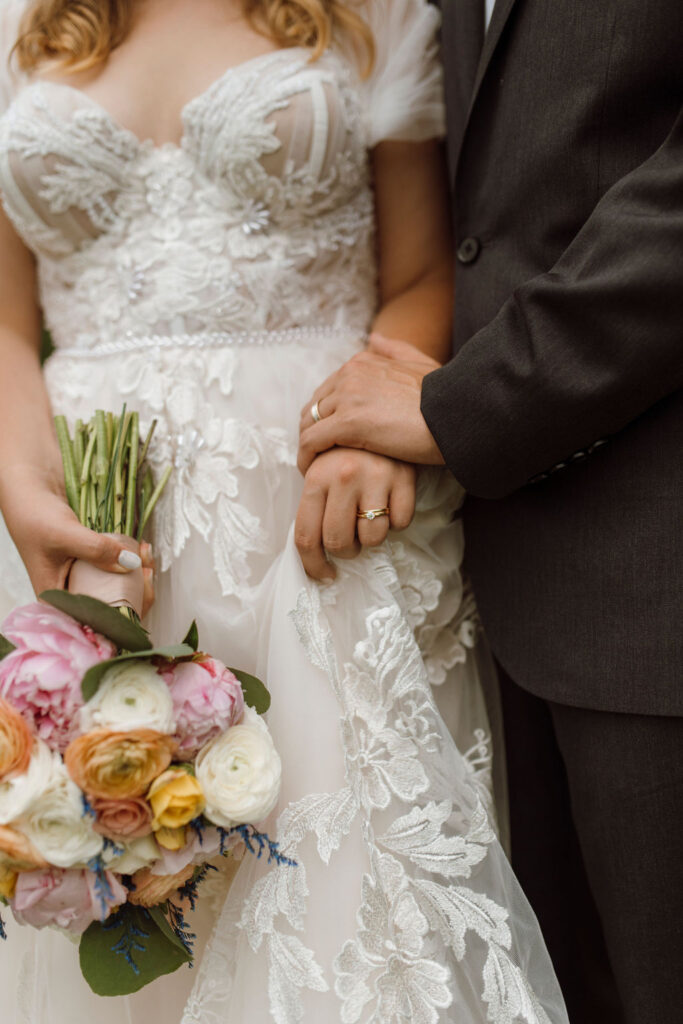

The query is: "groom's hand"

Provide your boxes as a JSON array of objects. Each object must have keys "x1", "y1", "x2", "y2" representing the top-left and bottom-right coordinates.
[{"x1": 298, "y1": 335, "x2": 446, "y2": 474}]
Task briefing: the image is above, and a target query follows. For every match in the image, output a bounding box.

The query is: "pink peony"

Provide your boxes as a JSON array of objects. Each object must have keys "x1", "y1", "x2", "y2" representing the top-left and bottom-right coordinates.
[
  {"x1": 0, "y1": 603, "x2": 115, "y2": 753},
  {"x1": 161, "y1": 657, "x2": 244, "y2": 756},
  {"x1": 11, "y1": 867, "x2": 127, "y2": 934}
]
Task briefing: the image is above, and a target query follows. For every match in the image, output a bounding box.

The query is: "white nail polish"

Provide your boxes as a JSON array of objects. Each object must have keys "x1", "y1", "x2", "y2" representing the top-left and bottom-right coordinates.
[{"x1": 118, "y1": 550, "x2": 142, "y2": 570}]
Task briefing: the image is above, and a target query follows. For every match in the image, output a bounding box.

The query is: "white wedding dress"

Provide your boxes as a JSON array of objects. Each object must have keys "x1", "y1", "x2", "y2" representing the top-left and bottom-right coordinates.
[{"x1": 0, "y1": 1, "x2": 568, "y2": 1021}]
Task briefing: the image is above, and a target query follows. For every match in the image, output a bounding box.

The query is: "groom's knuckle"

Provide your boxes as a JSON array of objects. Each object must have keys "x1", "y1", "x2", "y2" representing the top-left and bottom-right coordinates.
[{"x1": 337, "y1": 458, "x2": 358, "y2": 485}]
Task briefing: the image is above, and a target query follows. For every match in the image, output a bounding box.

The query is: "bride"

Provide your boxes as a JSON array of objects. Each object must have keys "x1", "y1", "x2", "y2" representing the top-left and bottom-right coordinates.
[{"x1": 0, "y1": 0, "x2": 568, "y2": 1021}]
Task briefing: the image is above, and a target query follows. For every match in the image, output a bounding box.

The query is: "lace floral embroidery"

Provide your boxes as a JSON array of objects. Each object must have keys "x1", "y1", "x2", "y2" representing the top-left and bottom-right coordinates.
[{"x1": 184, "y1": 580, "x2": 554, "y2": 1024}]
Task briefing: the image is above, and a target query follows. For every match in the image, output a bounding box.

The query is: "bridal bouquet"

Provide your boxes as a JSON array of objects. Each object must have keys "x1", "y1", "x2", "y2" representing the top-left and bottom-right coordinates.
[{"x1": 0, "y1": 409, "x2": 286, "y2": 996}]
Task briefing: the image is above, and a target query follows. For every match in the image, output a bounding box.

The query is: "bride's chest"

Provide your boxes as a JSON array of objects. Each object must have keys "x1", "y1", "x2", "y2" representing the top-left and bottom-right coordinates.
[{"x1": 0, "y1": 49, "x2": 369, "y2": 251}]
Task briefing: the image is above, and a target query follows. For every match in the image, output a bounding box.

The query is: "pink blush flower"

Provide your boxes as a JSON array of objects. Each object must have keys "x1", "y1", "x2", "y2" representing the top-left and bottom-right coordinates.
[
  {"x1": 161, "y1": 657, "x2": 245, "y2": 756},
  {"x1": 11, "y1": 867, "x2": 127, "y2": 934},
  {"x1": 0, "y1": 603, "x2": 115, "y2": 753},
  {"x1": 91, "y1": 796, "x2": 154, "y2": 840}
]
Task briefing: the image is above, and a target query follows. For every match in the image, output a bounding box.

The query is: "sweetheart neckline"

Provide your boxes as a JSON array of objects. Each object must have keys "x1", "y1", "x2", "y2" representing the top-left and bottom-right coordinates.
[{"x1": 25, "y1": 46, "x2": 312, "y2": 152}]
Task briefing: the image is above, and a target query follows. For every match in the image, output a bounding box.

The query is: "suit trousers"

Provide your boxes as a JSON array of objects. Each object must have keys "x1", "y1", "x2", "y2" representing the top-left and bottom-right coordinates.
[{"x1": 496, "y1": 662, "x2": 683, "y2": 1024}]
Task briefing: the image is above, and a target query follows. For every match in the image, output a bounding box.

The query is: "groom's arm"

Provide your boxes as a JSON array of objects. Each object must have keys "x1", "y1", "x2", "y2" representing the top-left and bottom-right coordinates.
[{"x1": 421, "y1": 104, "x2": 683, "y2": 498}]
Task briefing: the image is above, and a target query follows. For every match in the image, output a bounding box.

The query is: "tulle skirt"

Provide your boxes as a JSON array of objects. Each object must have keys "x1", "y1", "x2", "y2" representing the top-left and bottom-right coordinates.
[{"x1": 0, "y1": 328, "x2": 567, "y2": 1023}]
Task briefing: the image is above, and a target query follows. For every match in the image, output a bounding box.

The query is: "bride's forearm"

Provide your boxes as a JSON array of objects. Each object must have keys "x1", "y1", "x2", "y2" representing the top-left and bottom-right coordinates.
[
  {"x1": 371, "y1": 140, "x2": 454, "y2": 365},
  {"x1": 371, "y1": 267, "x2": 453, "y2": 364},
  {"x1": 0, "y1": 326, "x2": 63, "y2": 507}
]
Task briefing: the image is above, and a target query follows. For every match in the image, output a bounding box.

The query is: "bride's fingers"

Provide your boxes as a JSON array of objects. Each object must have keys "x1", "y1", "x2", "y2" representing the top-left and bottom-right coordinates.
[
  {"x1": 141, "y1": 566, "x2": 155, "y2": 618},
  {"x1": 295, "y1": 481, "x2": 335, "y2": 581},
  {"x1": 140, "y1": 541, "x2": 155, "y2": 572},
  {"x1": 322, "y1": 483, "x2": 361, "y2": 561},
  {"x1": 356, "y1": 492, "x2": 391, "y2": 548},
  {"x1": 389, "y1": 469, "x2": 417, "y2": 532}
]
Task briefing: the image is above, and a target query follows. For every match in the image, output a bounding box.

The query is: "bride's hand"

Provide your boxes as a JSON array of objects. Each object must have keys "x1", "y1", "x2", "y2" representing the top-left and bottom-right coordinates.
[
  {"x1": 295, "y1": 448, "x2": 416, "y2": 581},
  {"x1": 0, "y1": 466, "x2": 154, "y2": 607}
]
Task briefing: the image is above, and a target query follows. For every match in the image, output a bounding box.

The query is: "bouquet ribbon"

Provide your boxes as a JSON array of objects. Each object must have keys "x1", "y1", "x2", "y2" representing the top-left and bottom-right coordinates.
[{"x1": 68, "y1": 534, "x2": 144, "y2": 618}]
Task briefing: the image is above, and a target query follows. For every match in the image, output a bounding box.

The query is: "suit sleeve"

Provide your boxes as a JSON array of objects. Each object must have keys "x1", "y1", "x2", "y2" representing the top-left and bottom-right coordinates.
[{"x1": 421, "y1": 103, "x2": 683, "y2": 499}]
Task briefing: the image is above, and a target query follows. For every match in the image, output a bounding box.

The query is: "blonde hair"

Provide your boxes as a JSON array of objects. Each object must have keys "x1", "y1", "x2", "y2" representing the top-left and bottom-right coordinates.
[{"x1": 14, "y1": 0, "x2": 374, "y2": 75}]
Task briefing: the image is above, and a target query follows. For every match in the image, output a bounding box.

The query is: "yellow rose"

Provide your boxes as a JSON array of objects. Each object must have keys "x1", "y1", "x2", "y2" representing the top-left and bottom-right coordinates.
[
  {"x1": 147, "y1": 767, "x2": 204, "y2": 831},
  {"x1": 0, "y1": 861, "x2": 18, "y2": 900},
  {"x1": 154, "y1": 826, "x2": 187, "y2": 851}
]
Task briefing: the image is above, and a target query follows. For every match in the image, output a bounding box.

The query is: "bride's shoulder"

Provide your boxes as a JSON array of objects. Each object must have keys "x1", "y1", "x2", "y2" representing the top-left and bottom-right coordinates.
[{"x1": 337, "y1": 0, "x2": 445, "y2": 148}]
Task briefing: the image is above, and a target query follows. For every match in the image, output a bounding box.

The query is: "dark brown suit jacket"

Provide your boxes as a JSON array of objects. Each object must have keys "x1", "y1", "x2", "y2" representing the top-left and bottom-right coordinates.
[{"x1": 422, "y1": 0, "x2": 683, "y2": 714}]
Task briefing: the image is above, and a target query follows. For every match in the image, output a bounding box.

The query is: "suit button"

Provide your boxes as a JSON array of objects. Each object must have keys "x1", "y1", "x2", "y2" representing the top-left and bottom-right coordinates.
[{"x1": 457, "y1": 237, "x2": 481, "y2": 264}]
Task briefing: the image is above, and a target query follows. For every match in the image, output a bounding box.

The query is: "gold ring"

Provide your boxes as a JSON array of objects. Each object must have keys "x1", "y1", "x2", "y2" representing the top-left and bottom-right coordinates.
[
  {"x1": 311, "y1": 401, "x2": 322, "y2": 423},
  {"x1": 356, "y1": 507, "x2": 390, "y2": 521}
]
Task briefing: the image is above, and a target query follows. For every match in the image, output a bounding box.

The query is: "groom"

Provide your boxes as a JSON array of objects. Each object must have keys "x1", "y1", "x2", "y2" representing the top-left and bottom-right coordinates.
[{"x1": 299, "y1": 1, "x2": 683, "y2": 1021}]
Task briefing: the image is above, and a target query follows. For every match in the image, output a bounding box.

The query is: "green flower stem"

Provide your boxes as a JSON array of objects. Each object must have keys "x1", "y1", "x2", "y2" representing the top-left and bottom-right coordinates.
[
  {"x1": 124, "y1": 412, "x2": 139, "y2": 537},
  {"x1": 139, "y1": 466, "x2": 153, "y2": 529},
  {"x1": 137, "y1": 464, "x2": 171, "y2": 541},
  {"x1": 101, "y1": 405, "x2": 127, "y2": 532},
  {"x1": 73, "y1": 419, "x2": 85, "y2": 482},
  {"x1": 106, "y1": 412, "x2": 114, "y2": 456},
  {"x1": 94, "y1": 410, "x2": 109, "y2": 507},
  {"x1": 78, "y1": 423, "x2": 96, "y2": 526},
  {"x1": 88, "y1": 479, "x2": 97, "y2": 529},
  {"x1": 113, "y1": 411, "x2": 132, "y2": 533},
  {"x1": 54, "y1": 416, "x2": 79, "y2": 515},
  {"x1": 80, "y1": 426, "x2": 97, "y2": 488},
  {"x1": 138, "y1": 418, "x2": 157, "y2": 466}
]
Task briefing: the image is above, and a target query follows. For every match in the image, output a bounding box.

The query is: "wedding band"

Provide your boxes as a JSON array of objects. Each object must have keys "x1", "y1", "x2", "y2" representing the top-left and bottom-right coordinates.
[
  {"x1": 311, "y1": 401, "x2": 322, "y2": 423},
  {"x1": 356, "y1": 507, "x2": 390, "y2": 521}
]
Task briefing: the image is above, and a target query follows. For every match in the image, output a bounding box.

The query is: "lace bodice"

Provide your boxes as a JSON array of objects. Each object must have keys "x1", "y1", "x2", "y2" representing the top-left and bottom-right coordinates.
[{"x1": 0, "y1": 0, "x2": 444, "y2": 352}]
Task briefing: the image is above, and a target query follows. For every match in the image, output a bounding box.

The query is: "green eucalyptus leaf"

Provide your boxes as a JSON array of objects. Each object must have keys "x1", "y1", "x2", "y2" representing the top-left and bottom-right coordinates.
[
  {"x1": 230, "y1": 667, "x2": 271, "y2": 715},
  {"x1": 182, "y1": 620, "x2": 199, "y2": 652},
  {"x1": 81, "y1": 644, "x2": 195, "y2": 702},
  {"x1": 0, "y1": 634, "x2": 15, "y2": 662},
  {"x1": 147, "y1": 904, "x2": 193, "y2": 957},
  {"x1": 40, "y1": 590, "x2": 152, "y2": 652},
  {"x1": 79, "y1": 905, "x2": 190, "y2": 996}
]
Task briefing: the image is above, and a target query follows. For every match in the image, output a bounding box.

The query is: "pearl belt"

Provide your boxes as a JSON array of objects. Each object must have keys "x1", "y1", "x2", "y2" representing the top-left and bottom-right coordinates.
[{"x1": 50, "y1": 326, "x2": 368, "y2": 357}]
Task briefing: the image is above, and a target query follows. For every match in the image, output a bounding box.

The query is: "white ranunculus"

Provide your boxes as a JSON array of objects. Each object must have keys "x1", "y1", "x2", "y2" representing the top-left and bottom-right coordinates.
[
  {"x1": 80, "y1": 661, "x2": 175, "y2": 734},
  {"x1": 0, "y1": 739, "x2": 63, "y2": 825},
  {"x1": 196, "y1": 707, "x2": 282, "y2": 828},
  {"x1": 104, "y1": 834, "x2": 160, "y2": 875},
  {"x1": 16, "y1": 766, "x2": 104, "y2": 868}
]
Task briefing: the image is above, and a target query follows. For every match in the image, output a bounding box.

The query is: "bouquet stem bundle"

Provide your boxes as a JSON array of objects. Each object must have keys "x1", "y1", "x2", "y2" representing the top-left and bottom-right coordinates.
[{"x1": 54, "y1": 406, "x2": 171, "y2": 542}]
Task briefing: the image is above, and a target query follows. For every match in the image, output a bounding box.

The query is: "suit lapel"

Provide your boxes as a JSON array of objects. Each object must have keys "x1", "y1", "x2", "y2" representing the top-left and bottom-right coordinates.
[
  {"x1": 440, "y1": 0, "x2": 485, "y2": 173},
  {"x1": 470, "y1": 0, "x2": 518, "y2": 104},
  {"x1": 450, "y1": 0, "x2": 519, "y2": 174}
]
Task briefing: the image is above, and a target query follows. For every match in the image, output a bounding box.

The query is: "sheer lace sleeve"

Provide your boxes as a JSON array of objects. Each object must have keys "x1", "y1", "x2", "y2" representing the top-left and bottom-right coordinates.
[
  {"x1": 0, "y1": 0, "x2": 25, "y2": 112},
  {"x1": 357, "y1": 0, "x2": 446, "y2": 146}
]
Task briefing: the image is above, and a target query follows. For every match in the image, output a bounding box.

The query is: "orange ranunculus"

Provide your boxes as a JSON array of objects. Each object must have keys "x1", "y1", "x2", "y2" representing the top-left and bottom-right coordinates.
[
  {"x1": 127, "y1": 863, "x2": 194, "y2": 907},
  {"x1": 0, "y1": 824, "x2": 49, "y2": 870},
  {"x1": 64, "y1": 729, "x2": 176, "y2": 800},
  {"x1": 0, "y1": 861, "x2": 18, "y2": 899},
  {"x1": 0, "y1": 699, "x2": 33, "y2": 780}
]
